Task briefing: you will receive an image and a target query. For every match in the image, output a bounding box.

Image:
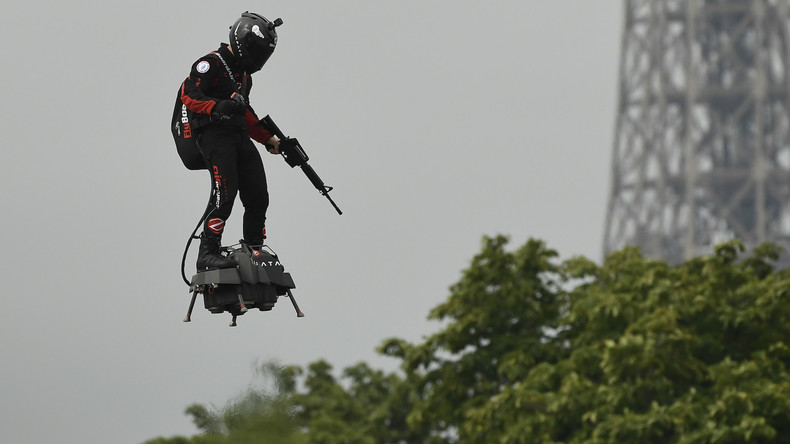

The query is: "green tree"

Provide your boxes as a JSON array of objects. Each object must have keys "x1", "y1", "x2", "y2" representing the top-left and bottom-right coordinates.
[
  {"x1": 379, "y1": 235, "x2": 566, "y2": 443},
  {"x1": 430, "y1": 239, "x2": 790, "y2": 443},
  {"x1": 289, "y1": 359, "x2": 419, "y2": 443},
  {"x1": 147, "y1": 237, "x2": 790, "y2": 444},
  {"x1": 142, "y1": 362, "x2": 305, "y2": 444},
  {"x1": 143, "y1": 359, "x2": 415, "y2": 444}
]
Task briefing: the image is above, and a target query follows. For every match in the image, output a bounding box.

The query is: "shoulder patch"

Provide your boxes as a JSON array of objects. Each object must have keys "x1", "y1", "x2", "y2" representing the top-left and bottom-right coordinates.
[{"x1": 196, "y1": 60, "x2": 211, "y2": 73}]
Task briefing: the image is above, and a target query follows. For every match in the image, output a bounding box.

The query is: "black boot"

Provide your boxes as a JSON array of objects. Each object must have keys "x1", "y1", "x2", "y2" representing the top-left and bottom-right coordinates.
[{"x1": 196, "y1": 234, "x2": 236, "y2": 270}]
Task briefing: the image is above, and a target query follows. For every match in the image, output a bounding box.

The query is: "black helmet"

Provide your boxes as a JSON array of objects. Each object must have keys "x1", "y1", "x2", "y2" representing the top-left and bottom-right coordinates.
[{"x1": 229, "y1": 12, "x2": 282, "y2": 73}]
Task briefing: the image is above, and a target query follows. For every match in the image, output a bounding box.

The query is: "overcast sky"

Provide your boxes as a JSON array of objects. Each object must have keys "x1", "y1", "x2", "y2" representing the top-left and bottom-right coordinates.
[{"x1": 0, "y1": 1, "x2": 622, "y2": 443}]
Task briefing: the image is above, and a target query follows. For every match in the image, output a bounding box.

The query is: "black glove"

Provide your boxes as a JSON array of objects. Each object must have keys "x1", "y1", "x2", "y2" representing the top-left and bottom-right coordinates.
[{"x1": 214, "y1": 93, "x2": 246, "y2": 116}]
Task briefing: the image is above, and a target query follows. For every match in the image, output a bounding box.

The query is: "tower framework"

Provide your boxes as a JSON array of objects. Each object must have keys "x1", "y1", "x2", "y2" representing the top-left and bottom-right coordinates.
[{"x1": 603, "y1": 0, "x2": 790, "y2": 263}]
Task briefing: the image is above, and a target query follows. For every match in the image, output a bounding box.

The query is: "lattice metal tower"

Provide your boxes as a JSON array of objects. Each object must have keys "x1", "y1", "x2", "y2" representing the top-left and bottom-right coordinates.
[{"x1": 603, "y1": 0, "x2": 790, "y2": 263}]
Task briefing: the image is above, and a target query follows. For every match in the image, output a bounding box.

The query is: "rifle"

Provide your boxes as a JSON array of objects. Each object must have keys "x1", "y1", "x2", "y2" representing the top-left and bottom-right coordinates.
[{"x1": 260, "y1": 115, "x2": 342, "y2": 215}]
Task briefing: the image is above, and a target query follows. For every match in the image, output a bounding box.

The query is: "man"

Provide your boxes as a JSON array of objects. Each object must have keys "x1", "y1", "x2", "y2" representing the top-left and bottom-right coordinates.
[{"x1": 178, "y1": 12, "x2": 283, "y2": 270}]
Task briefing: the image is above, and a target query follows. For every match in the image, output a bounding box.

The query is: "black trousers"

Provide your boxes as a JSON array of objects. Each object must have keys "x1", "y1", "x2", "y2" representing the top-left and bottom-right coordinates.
[{"x1": 197, "y1": 123, "x2": 269, "y2": 243}]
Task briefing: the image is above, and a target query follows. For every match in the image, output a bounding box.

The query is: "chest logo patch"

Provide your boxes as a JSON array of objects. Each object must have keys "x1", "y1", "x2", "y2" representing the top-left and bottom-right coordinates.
[{"x1": 196, "y1": 61, "x2": 210, "y2": 73}]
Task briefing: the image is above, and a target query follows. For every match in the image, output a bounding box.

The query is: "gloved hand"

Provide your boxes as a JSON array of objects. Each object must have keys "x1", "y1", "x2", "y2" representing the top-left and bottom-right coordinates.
[
  {"x1": 265, "y1": 136, "x2": 281, "y2": 154},
  {"x1": 214, "y1": 92, "x2": 246, "y2": 116}
]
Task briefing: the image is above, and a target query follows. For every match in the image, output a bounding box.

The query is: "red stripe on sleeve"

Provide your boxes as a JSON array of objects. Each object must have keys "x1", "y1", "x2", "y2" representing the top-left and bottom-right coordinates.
[
  {"x1": 181, "y1": 82, "x2": 216, "y2": 115},
  {"x1": 245, "y1": 109, "x2": 272, "y2": 144}
]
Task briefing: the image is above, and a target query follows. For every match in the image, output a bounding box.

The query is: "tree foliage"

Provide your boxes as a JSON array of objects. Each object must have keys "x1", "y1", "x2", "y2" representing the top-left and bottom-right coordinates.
[
  {"x1": 142, "y1": 363, "x2": 305, "y2": 444},
  {"x1": 146, "y1": 237, "x2": 790, "y2": 444}
]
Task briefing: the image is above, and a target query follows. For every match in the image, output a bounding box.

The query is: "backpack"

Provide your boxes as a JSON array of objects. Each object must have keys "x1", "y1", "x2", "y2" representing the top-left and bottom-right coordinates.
[{"x1": 171, "y1": 89, "x2": 207, "y2": 170}]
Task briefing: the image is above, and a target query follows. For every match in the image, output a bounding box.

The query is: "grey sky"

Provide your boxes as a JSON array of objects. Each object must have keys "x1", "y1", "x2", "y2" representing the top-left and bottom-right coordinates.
[{"x1": 0, "y1": 1, "x2": 621, "y2": 442}]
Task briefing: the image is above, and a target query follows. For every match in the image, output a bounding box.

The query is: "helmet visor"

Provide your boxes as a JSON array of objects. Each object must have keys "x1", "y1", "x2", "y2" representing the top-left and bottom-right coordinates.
[
  {"x1": 245, "y1": 38, "x2": 274, "y2": 72},
  {"x1": 247, "y1": 42, "x2": 274, "y2": 72}
]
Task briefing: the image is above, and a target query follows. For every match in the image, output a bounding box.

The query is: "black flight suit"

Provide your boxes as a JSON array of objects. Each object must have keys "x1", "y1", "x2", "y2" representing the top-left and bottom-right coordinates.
[{"x1": 180, "y1": 44, "x2": 274, "y2": 245}]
